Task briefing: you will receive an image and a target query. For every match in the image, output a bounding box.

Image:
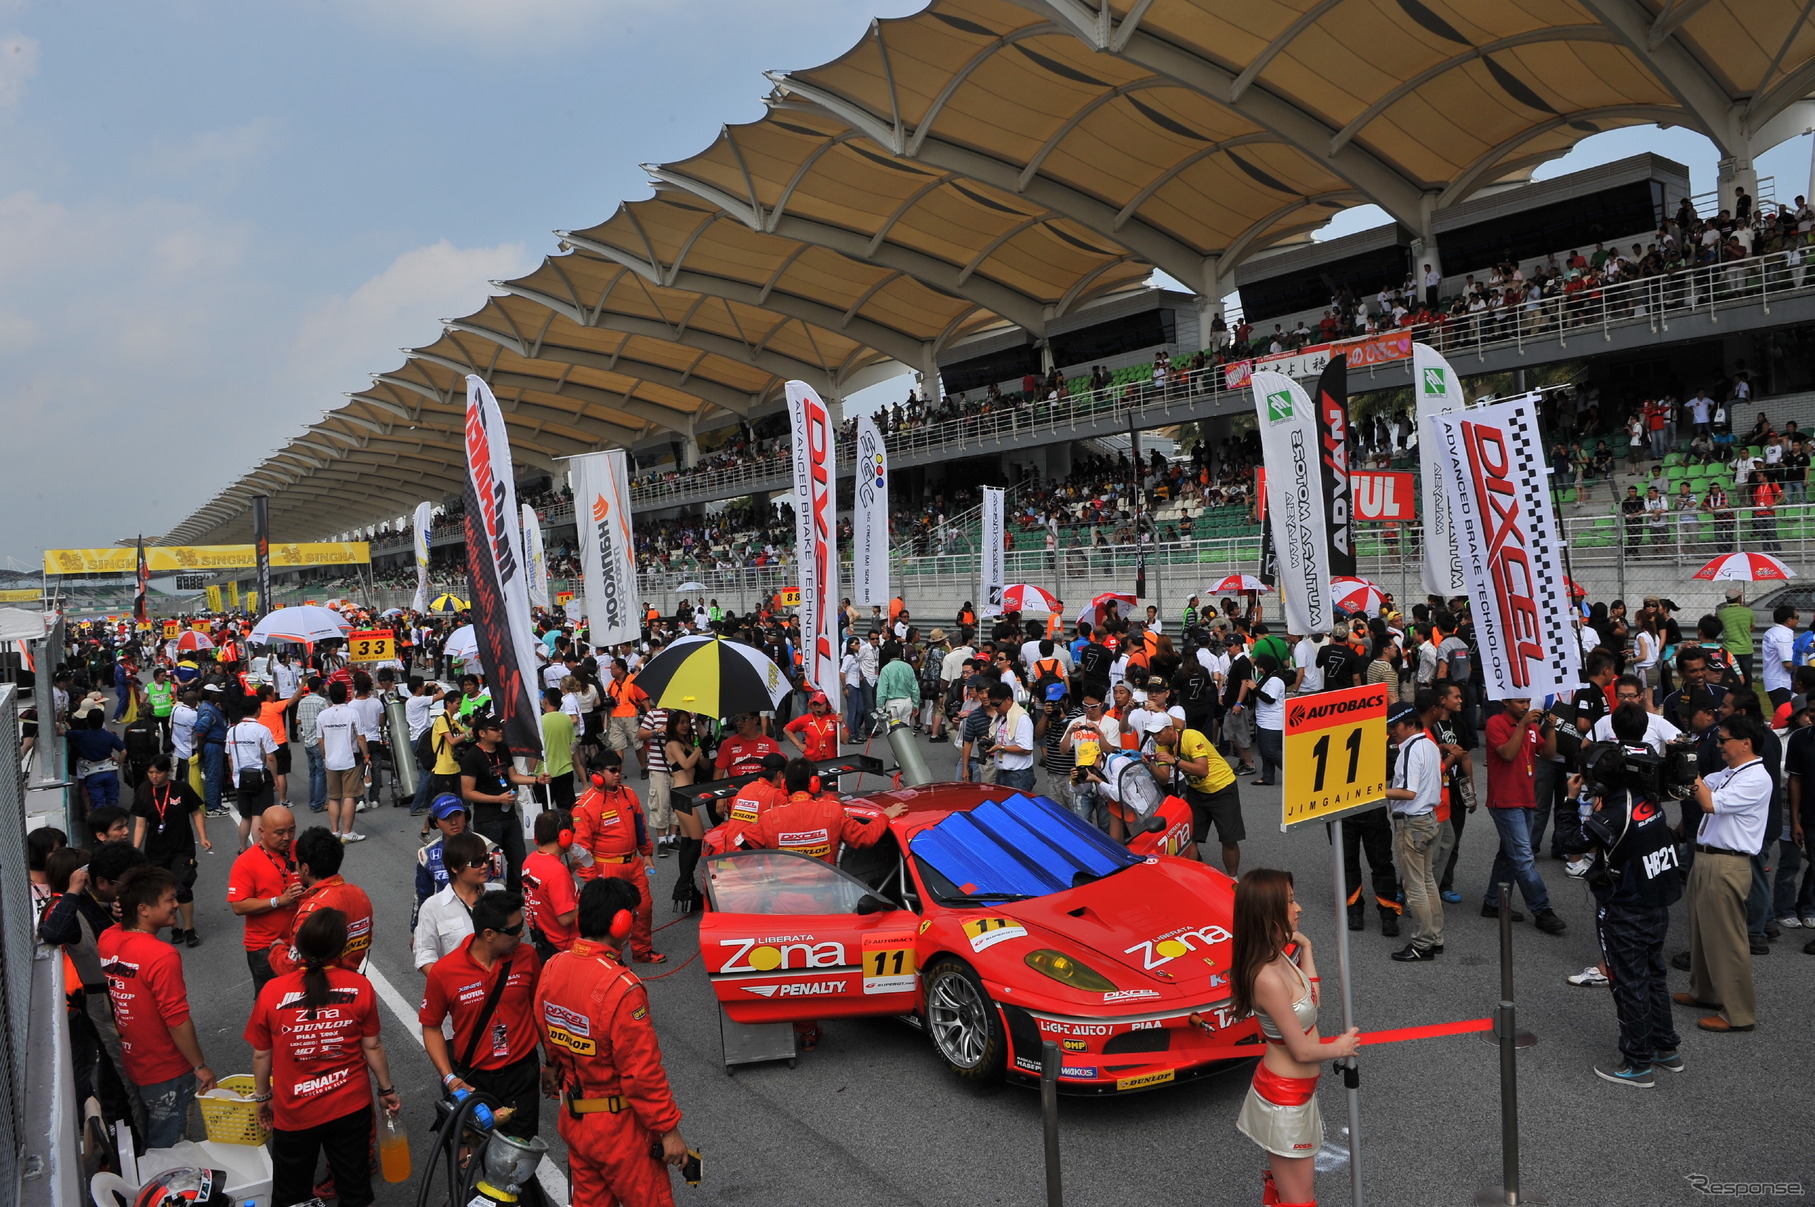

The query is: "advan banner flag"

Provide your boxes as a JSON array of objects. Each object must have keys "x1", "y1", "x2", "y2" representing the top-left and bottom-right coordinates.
[
  {"x1": 462, "y1": 374, "x2": 543, "y2": 761},
  {"x1": 979, "y1": 487, "x2": 1006, "y2": 617},
  {"x1": 1312, "y1": 357, "x2": 1356, "y2": 579},
  {"x1": 411, "y1": 502, "x2": 433, "y2": 615},
  {"x1": 854, "y1": 414, "x2": 889, "y2": 605},
  {"x1": 250, "y1": 496, "x2": 272, "y2": 620},
  {"x1": 571, "y1": 449, "x2": 637, "y2": 648},
  {"x1": 1428, "y1": 393, "x2": 1580, "y2": 702},
  {"x1": 1415, "y1": 343, "x2": 1468, "y2": 598},
  {"x1": 786, "y1": 381, "x2": 840, "y2": 710},
  {"x1": 521, "y1": 503, "x2": 550, "y2": 610},
  {"x1": 1252, "y1": 370, "x2": 1331, "y2": 636}
]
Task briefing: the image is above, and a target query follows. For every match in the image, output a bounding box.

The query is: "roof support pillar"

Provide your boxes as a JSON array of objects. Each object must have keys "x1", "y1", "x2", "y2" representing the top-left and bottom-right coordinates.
[
  {"x1": 918, "y1": 341, "x2": 943, "y2": 404},
  {"x1": 1191, "y1": 255, "x2": 1227, "y2": 354},
  {"x1": 1413, "y1": 191, "x2": 1443, "y2": 293},
  {"x1": 1718, "y1": 153, "x2": 1759, "y2": 217}
]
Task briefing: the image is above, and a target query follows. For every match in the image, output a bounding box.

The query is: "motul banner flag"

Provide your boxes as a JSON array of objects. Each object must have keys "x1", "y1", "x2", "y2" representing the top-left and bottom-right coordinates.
[
  {"x1": 1252, "y1": 371, "x2": 1331, "y2": 636},
  {"x1": 854, "y1": 414, "x2": 889, "y2": 605},
  {"x1": 1429, "y1": 392, "x2": 1580, "y2": 702},
  {"x1": 411, "y1": 501, "x2": 433, "y2": 615},
  {"x1": 1415, "y1": 343, "x2": 1468, "y2": 597},
  {"x1": 251, "y1": 496, "x2": 271, "y2": 620},
  {"x1": 786, "y1": 381, "x2": 840, "y2": 711},
  {"x1": 1313, "y1": 357, "x2": 1355, "y2": 579},
  {"x1": 462, "y1": 374, "x2": 543, "y2": 760},
  {"x1": 521, "y1": 503, "x2": 550, "y2": 610},
  {"x1": 571, "y1": 449, "x2": 637, "y2": 648},
  {"x1": 980, "y1": 487, "x2": 1006, "y2": 617}
]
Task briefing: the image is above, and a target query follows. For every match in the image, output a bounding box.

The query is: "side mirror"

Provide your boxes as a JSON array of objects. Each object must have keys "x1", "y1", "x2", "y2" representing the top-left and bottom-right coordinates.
[
  {"x1": 1141, "y1": 813, "x2": 1168, "y2": 834},
  {"x1": 854, "y1": 893, "x2": 892, "y2": 915}
]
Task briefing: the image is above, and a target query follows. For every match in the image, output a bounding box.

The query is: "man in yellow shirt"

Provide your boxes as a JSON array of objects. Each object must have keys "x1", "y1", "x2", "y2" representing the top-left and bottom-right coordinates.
[{"x1": 1146, "y1": 718, "x2": 1244, "y2": 876}]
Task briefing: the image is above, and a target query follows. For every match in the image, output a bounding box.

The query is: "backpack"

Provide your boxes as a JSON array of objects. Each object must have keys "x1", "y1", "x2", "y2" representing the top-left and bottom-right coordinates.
[{"x1": 414, "y1": 724, "x2": 439, "y2": 770}]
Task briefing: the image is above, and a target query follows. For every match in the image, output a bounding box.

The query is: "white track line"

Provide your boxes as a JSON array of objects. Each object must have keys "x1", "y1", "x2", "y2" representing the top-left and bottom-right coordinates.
[{"x1": 364, "y1": 959, "x2": 570, "y2": 1205}]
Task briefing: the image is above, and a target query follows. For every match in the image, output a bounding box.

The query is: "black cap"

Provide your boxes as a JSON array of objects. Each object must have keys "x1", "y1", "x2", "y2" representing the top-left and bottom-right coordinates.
[
  {"x1": 1387, "y1": 703, "x2": 1419, "y2": 727},
  {"x1": 759, "y1": 752, "x2": 788, "y2": 773}
]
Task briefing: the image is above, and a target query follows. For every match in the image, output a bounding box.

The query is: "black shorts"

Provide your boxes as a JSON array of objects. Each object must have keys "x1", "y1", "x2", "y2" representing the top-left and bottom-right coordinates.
[
  {"x1": 235, "y1": 771, "x2": 274, "y2": 818},
  {"x1": 155, "y1": 852, "x2": 198, "y2": 903},
  {"x1": 1184, "y1": 781, "x2": 1245, "y2": 845},
  {"x1": 273, "y1": 744, "x2": 292, "y2": 776}
]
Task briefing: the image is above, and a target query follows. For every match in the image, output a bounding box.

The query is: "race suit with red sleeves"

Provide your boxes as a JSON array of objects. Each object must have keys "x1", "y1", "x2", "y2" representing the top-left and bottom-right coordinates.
[{"x1": 536, "y1": 939, "x2": 683, "y2": 1207}]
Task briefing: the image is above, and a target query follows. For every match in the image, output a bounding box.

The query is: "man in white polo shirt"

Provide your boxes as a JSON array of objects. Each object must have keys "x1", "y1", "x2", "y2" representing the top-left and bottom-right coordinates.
[
  {"x1": 1680, "y1": 712, "x2": 1773, "y2": 1033},
  {"x1": 1384, "y1": 702, "x2": 1445, "y2": 963},
  {"x1": 1760, "y1": 605, "x2": 1799, "y2": 709},
  {"x1": 314, "y1": 682, "x2": 369, "y2": 844}
]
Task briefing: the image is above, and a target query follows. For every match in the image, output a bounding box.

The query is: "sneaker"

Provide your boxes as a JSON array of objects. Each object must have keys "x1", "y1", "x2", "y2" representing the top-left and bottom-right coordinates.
[
  {"x1": 1775, "y1": 914, "x2": 1803, "y2": 929},
  {"x1": 1391, "y1": 944, "x2": 1438, "y2": 962},
  {"x1": 1481, "y1": 904, "x2": 1528, "y2": 922},
  {"x1": 632, "y1": 951, "x2": 667, "y2": 965},
  {"x1": 929, "y1": 734, "x2": 949, "y2": 743},
  {"x1": 1801, "y1": 912, "x2": 1815, "y2": 929},
  {"x1": 1652, "y1": 1050, "x2": 1684, "y2": 1073},
  {"x1": 1567, "y1": 965, "x2": 1610, "y2": 987},
  {"x1": 1534, "y1": 910, "x2": 1568, "y2": 935},
  {"x1": 341, "y1": 831, "x2": 367, "y2": 843},
  {"x1": 1440, "y1": 890, "x2": 1461, "y2": 903},
  {"x1": 657, "y1": 843, "x2": 672, "y2": 858},
  {"x1": 167, "y1": 928, "x2": 184, "y2": 945},
  {"x1": 1379, "y1": 913, "x2": 1400, "y2": 938},
  {"x1": 1671, "y1": 950, "x2": 1692, "y2": 971},
  {"x1": 1594, "y1": 1062, "x2": 1654, "y2": 1089},
  {"x1": 185, "y1": 929, "x2": 201, "y2": 948}
]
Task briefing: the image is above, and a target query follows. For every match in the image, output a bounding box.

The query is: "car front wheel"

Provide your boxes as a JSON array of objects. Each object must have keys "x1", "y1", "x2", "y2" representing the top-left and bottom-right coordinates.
[{"x1": 924, "y1": 960, "x2": 1005, "y2": 1084}]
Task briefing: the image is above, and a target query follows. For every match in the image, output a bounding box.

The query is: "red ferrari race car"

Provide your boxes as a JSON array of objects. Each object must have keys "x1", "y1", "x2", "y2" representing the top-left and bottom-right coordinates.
[{"x1": 696, "y1": 783, "x2": 1259, "y2": 1093}]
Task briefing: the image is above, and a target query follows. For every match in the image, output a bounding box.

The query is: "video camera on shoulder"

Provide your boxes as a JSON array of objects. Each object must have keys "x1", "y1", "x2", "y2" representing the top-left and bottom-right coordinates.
[{"x1": 1577, "y1": 736, "x2": 1698, "y2": 801}]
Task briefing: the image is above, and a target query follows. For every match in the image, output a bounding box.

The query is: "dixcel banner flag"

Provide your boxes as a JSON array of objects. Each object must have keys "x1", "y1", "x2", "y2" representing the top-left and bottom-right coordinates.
[
  {"x1": 462, "y1": 374, "x2": 543, "y2": 761},
  {"x1": 411, "y1": 502, "x2": 433, "y2": 615},
  {"x1": 521, "y1": 503, "x2": 550, "y2": 610},
  {"x1": 1252, "y1": 371, "x2": 1330, "y2": 636},
  {"x1": 786, "y1": 381, "x2": 840, "y2": 711},
  {"x1": 980, "y1": 487, "x2": 1006, "y2": 617},
  {"x1": 251, "y1": 496, "x2": 272, "y2": 620},
  {"x1": 1429, "y1": 392, "x2": 1580, "y2": 702},
  {"x1": 1313, "y1": 357, "x2": 1355, "y2": 579},
  {"x1": 854, "y1": 414, "x2": 889, "y2": 606},
  {"x1": 572, "y1": 449, "x2": 638, "y2": 647},
  {"x1": 1415, "y1": 343, "x2": 1468, "y2": 597}
]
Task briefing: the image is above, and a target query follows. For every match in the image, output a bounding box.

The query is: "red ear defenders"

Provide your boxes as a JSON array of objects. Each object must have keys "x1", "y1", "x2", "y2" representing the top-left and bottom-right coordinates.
[
  {"x1": 809, "y1": 775, "x2": 822, "y2": 795},
  {"x1": 558, "y1": 827, "x2": 574, "y2": 848},
  {"x1": 591, "y1": 773, "x2": 604, "y2": 787},
  {"x1": 609, "y1": 909, "x2": 633, "y2": 941}
]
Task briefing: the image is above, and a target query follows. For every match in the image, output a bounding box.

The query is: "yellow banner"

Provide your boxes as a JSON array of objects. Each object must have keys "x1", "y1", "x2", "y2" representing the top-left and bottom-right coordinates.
[
  {"x1": 0, "y1": 588, "x2": 41, "y2": 602},
  {"x1": 44, "y1": 542, "x2": 371, "y2": 575},
  {"x1": 246, "y1": 590, "x2": 259, "y2": 612},
  {"x1": 205, "y1": 585, "x2": 223, "y2": 611},
  {"x1": 228, "y1": 582, "x2": 241, "y2": 608}
]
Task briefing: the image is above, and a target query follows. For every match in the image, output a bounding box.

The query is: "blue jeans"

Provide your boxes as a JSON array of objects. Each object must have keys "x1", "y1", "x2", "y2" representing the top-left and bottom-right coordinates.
[
  {"x1": 412, "y1": 755, "x2": 435, "y2": 812},
  {"x1": 1255, "y1": 727, "x2": 1283, "y2": 784},
  {"x1": 845, "y1": 682, "x2": 871, "y2": 734},
  {"x1": 997, "y1": 766, "x2": 1037, "y2": 791},
  {"x1": 305, "y1": 744, "x2": 328, "y2": 812},
  {"x1": 83, "y1": 771, "x2": 120, "y2": 811},
  {"x1": 139, "y1": 1071, "x2": 196, "y2": 1150},
  {"x1": 1484, "y1": 806, "x2": 1551, "y2": 912},
  {"x1": 202, "y1": 744, "x2": 226, "y2": 814}
]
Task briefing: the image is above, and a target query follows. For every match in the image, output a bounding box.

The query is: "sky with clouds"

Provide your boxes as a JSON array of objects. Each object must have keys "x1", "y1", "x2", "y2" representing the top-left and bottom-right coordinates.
[{"x1": 1, "y1": 1, "x2": 1811, "y2": 569}]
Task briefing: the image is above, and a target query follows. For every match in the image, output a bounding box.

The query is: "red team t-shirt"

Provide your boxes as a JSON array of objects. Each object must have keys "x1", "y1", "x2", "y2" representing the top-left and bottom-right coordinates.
[
  {"x1": 226, "y1": 845, "x2": 300, "y2": 951},
  {"x1": 714, "y1": 735, "x2": 781, "y2": 778},
  {"x1": 98, "y1": 928, "x2": 194, "y2": 1085},
  {"x1": 418, "y1": 938, "x2": 542, "y2": 1072},
  {"x1": 245, "y1": 968, "x2": 381, "y2": 1130},
  {"x1": 521, "y1": 851, "x2": 579, "y2": 952},
  {"x1": 1484, "y1": 712, "x2": 1540, "y2": 809},
  {"x1": 783, "y1": 714, "x2": 838, "y2": 760}
]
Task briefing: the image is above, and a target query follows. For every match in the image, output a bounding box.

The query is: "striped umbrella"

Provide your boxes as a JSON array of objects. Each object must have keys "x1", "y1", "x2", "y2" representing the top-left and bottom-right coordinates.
[
  {"x1": 174, "y1": 630, "x2": 214, "y2": 652},
  {"x1": 429, "y1": 593, "x2": 469, "y2": 613},
  {"x1": 1204, "y1": 574, "x2": 1271, "y2": 593},
  {"x1": 630, "y1": 635, "x2": 791, "y2": 718},
  {"x1": 1000, "y1": 584, "x2": 1061, "y2": 614},
  {"x1": 1331, "y1": 576, "x2": 1387, "y2": 616},
  {"x1": 1692, "y1": 552, "x2": 1794, "y2": 582}
]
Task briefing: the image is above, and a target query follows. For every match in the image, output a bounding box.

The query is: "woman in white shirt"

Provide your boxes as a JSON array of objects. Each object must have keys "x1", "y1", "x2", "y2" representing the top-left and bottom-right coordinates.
[
  {"x1": 1630, "y1": 615, "x2": 1662, "y2": 702},
  {"x1": 1251, "y1": 658, "x2": 1289, "y2": 787}
]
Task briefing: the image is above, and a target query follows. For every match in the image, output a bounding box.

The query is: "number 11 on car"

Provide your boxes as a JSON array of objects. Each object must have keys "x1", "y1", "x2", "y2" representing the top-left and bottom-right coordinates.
[{"x1": 1280, "y1": 683, "x2": 1388, "y2": 830}]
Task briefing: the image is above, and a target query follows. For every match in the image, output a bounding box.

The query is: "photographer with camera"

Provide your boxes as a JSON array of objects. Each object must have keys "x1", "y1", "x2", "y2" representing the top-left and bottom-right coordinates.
[
  {"x1": 1565, "y1": 705, "x2": 1687, "y2": 1087},
  {"x1": 1677, "y1": 712, "x2": 1772, "y2": 1033}
]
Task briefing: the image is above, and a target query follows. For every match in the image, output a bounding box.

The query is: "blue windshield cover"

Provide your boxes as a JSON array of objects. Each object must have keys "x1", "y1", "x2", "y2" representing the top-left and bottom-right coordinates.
[{"x1": 909, "y1": 792, "x2": 1141, "y2": 897}]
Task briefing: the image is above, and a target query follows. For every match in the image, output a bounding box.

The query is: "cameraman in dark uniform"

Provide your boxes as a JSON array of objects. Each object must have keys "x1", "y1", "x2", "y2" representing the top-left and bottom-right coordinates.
[{"x1": 1567, "y1": 704, "x2": 1686, "y2": 1088}]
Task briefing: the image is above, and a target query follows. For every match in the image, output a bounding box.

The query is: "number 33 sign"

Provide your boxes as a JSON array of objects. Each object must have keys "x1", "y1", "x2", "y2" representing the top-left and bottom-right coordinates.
[{"x1": 1281, "y1": 683, "x2": 1388, "y2": 830}]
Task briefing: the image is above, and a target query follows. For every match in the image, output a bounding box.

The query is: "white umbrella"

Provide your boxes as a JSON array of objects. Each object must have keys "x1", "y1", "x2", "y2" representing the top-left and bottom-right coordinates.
[
  {"x1": 1691, "y1": 552, "x2": 1794, "y2": 582},
  {"x1": 675, "y1": 581, "x2": 707, "y2": 592},
  {"x1": 443, "y1": 624, "x2": 479, "y2": 663},
  {"x1": 249, "y1": 604, "x2": 353, "y2": 645},
  {"x1": 1000, "y1": 584, "x2": 1061, "y2": 614}
]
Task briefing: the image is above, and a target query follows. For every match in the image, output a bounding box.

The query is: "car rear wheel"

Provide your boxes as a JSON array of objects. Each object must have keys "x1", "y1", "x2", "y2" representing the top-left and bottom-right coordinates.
[{"x1": 924, "y1": 960, "x2": 1005, "y2": 1084}]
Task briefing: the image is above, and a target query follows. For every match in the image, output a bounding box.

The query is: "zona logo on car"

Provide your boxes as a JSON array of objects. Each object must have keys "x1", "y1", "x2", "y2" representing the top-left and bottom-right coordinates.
[{"x1": 717, "y1": 936, "x2": 846, "y2": 973}]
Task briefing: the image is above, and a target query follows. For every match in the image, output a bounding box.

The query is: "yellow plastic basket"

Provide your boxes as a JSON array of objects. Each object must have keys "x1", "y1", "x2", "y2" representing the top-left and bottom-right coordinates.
[{"x1": 197, "y1": 1075, "x2": 270, "y2": 1146}]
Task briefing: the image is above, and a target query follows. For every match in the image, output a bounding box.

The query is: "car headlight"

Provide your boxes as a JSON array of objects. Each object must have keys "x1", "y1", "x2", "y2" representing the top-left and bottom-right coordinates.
[{"x1": 1024, "y1": 948, "x2": 1118, "y2": 992}]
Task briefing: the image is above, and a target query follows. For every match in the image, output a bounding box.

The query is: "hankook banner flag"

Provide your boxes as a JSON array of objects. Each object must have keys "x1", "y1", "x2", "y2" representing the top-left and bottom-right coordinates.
[
  {"x1": 979, "y1": 487, "x2": 1006, "y2": 617},
  {"x1": 1252, "y1": 370, "x2": 1331, "y2": 636},
  {"x1": 462, "y1": 374, "x2": 543, "y2": 761},
  {"x1": 521, "y1": 504, "x2": 550, "y2": 610},
  {"x1": 411, "y1": 502, "x2": 434, "y2": 615},
  {"x1": 786, "y1": 381, "x2": 840, "y2": 711},
  {"x1": 1428, "y1": 392, "x2": 1580, "y2": 702},
  {"x1": 1312, "y1": 357, "x2": 1355, "y2": 579},
  {"x1": 571, "y1": 449, "x2": 638, "y2": 648},
  {"x1": 854, "y1": 414, "x2": 889, "y2": 606},
  {"x1": 1414, "y1": 343, "x2": 1469, "y2": 598}
]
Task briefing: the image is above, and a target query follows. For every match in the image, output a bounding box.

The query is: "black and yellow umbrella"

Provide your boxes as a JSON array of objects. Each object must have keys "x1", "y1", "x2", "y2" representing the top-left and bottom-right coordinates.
[{"x1": 632, "y1": 635, "x2": 791, "y2": 717}]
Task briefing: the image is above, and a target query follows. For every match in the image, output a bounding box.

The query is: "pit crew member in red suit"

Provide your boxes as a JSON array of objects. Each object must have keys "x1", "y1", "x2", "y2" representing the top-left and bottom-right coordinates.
[{"x1": 571, "y1": 750, "x2": 664, "y2": 964}]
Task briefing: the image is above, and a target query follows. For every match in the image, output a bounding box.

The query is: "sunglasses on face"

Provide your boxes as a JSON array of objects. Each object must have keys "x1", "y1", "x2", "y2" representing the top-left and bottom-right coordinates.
[{"x1": 492, "y1": 922, "x2": 525, "y2": 937}]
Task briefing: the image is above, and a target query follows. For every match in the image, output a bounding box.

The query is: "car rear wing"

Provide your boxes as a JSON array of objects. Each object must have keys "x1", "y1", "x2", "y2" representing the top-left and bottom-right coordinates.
[{"x1": 669, "y1": 753, "x2": 889, "y2": 824}]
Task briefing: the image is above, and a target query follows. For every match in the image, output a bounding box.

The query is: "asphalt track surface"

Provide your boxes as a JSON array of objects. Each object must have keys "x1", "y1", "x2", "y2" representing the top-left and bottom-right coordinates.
[{"x1": 151, "y1": 729, "x2": 1813, "y2": 1207}]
